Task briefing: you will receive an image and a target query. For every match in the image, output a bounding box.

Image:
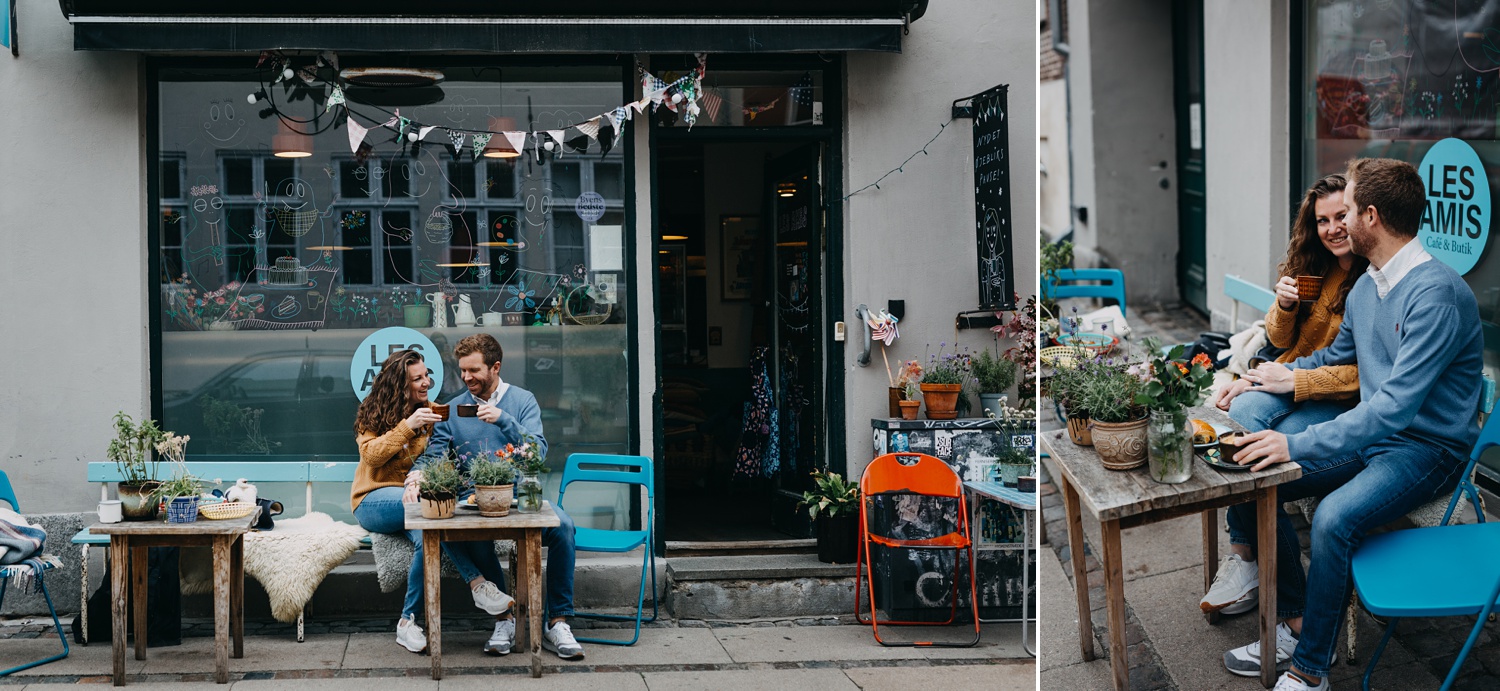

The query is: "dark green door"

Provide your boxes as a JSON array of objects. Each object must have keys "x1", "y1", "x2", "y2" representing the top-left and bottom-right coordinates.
[{"x1": 1174, "y1": 0, "x2": 1208, "y2": 313}]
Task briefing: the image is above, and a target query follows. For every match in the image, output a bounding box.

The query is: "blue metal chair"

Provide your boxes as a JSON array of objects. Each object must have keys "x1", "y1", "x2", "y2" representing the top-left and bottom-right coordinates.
[
  {"x1": 1348, "y1": 417, "x2": 1496, "y2": 691},
  {"x1": 0, "y1": 470, "x2": 70, "y2": 676},
  {"x1": 1042, "y1": 268, "x2": 1127, "y2": 318},
  {"x1": 556, "y1": 453, "x2": 657, "y2": 645}
]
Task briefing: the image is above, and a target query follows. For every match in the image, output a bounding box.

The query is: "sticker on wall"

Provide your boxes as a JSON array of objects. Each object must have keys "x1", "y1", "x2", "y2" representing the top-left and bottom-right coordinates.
[
  {"x1": 575, "y1": 191, "x2": 606, "y2": 223},
  {"x1": 350, "y1": 327, "x2": 444, "y2": 402},
  {"x1": 1418, "y1": 138, "x2": 1490, "y2": 275}
]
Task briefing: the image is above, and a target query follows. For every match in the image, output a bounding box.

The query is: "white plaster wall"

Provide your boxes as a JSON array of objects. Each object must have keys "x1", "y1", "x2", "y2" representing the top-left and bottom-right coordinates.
[
  {"x1": 0, "y1": 1, "x2": 145, "y2": 511},
  {"x1": 1203, "y1": 0, "x2": 1289, "y2": 331},
  {"x1": 1039, "y1": 78, "x2": 1071, "y2": 240},
  {"x1": 1066, "y1": 0, "x2": 1098, "y2": 257},
  {"x1": 844, "y1": 0, "x2": 1036, "y2": 481}
]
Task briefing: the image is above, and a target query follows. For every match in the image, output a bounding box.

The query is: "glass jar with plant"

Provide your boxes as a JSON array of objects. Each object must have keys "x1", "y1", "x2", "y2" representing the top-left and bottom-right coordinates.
[
  {"x1": 499, "y1": 436, "x2": 548, "y2": 514},
  {"x1": 107, "y1": 411, "x2": 168, "y2": 520},
  {"x1": 985, "y1": 403, "x2": 1037, "y2": 486},
  {"x1": 919, "y1": 343, "x2": 972, "y2": 420},
  {"x1": 469, "y1": 452, "x2": 518, "y2": 517},
  {"x1": 1134, "y1": 341, "x2": 1216, "y2": 484},
  {"x1": 418, "y1": 456, "x2": 464, "y2": 519},
  {"x1": 798, "y1": 468, "x2": 861, "y2": 564}
]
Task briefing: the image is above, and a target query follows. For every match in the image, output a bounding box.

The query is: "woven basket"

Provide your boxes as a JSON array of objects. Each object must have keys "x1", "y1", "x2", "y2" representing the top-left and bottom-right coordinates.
[
  {"x1": 198, "y1": 501, "x2": 257, "y2": 520},
  {"x1": 1039, "y1": 345, "x2": 1086, "y2": 369}
]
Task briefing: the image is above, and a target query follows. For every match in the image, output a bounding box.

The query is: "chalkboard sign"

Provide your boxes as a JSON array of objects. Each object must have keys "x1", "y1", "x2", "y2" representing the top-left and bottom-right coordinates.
[{"x1": 972, "y1": 84, "x2": 1014, "y2": 311}]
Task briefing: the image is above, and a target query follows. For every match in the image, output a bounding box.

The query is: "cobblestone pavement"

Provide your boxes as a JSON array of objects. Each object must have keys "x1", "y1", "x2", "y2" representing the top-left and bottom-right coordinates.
[{"x1": 1039, "y1": 301, "x2": 1500, "y2": 689}]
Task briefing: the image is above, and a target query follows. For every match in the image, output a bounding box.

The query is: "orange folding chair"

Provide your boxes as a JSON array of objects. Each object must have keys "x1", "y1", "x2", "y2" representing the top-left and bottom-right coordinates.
[{"x1": 854, "y1": 452, "x2": 980, "y2": 647}]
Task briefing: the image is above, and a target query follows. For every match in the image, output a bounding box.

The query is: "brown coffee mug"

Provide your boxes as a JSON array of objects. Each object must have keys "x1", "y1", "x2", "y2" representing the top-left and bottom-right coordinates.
[
  {"x1": 1296, "y1": 275, "x2": 1324, "y2": 302},
  {"x1": 456, "y1": 404, "x2": 479, "y2": 418},
  {"x1": 1218, "y1": 432, "x2": 1248, "y2": 464},
  {"x1": 427, "y1": 403, "x2": 450, "y2": 421}
]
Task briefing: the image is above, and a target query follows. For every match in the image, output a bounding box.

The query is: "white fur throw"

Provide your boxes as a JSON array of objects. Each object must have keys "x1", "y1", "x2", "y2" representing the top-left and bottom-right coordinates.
[
  {"x1": 370, "y1": 532, "x2": 513, "y2": 594},
  {"x1": 1225, "y1": 321, "x2": 1268, "y2": 376},
  {"x1": 181, "y1": 512, "x2": 367, "y2": 623}
]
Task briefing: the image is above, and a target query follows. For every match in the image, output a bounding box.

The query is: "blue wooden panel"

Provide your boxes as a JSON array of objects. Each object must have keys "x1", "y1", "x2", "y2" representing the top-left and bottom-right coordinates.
[
  {"x1": 1224, "y1": 274, "x2": 1276, "y2": 314},
  {"x1": 308, "y1": 462, "x2": 361, "y2": 482},
  {"x1": 87, "y1": 462, "x2": 309, "y2": 483}
]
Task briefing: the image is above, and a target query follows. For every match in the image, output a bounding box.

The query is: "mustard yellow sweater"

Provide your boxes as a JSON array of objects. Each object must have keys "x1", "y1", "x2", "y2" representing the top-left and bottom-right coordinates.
[
  {"x1": 351, "y1": 421, "x2": 429, "y2": 511},
  {"x1": 1264, "y1": 264, "x2": 1360, "y2": 402}
]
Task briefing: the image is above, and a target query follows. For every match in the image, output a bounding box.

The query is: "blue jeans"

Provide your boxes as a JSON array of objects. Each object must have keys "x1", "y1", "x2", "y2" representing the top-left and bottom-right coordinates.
[
  {"x1": 1224, "y1": 434, "x2": 1462, "y2": 677},
  {"x1": 354, "y1": 486, "x2": 579, "y2": 621},
  {"x1": 1227, "y1": 389, "x2": 1353, "y2": 436}
]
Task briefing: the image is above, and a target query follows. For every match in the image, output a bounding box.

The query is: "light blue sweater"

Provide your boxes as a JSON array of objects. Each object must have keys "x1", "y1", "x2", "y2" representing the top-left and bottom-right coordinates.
[
  {"x1": 1286, "y1": 260, "x2": 1483, "y2": 461},
  {"x1": 419, "y1": 385, "x2": 548, "y2": 472}
]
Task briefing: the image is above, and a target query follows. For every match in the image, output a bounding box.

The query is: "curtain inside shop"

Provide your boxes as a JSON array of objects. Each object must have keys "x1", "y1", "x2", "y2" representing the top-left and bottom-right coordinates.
[{"x1": 155, "y1": 66, "x2": 632, "y2": 526}]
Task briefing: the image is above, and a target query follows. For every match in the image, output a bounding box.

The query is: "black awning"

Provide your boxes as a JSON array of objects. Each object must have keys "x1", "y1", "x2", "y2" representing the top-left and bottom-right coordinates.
[{"x1": 60, "y1": 1, "x2": 926, "y2": 54}]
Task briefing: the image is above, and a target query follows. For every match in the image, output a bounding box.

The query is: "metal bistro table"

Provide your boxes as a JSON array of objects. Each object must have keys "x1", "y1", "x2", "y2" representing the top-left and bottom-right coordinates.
[
  {"x1": 1039, "y1": 406, "x2": 1302, "y2": 690},
  {"x1": 964, "y1": 480, "x2": 1036, "y2": 656},
  {"x1": 405, "y1": 502, "x2": 560, "y2": 679},
  {"x1": 89, "y1": 507, "x2": 260, "y2": 686}
]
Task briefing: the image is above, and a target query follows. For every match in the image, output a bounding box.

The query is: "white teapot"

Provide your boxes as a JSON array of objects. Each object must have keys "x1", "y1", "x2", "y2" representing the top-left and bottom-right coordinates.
[
  {"x1": 426, "y1": 292, "x2": 450, "y2": 327},
  {"x1": 452, "y1": 294, "x2": 476, "y2": 327}
]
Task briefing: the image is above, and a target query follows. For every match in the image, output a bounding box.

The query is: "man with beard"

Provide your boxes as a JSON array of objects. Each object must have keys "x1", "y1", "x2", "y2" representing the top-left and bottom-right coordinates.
[
  {"x1": 1218, "y1": 158, "x2": 1483, "y2": 690},
  {"x1": 411, "y1": 333, "x2": 585, "y2": 661}
]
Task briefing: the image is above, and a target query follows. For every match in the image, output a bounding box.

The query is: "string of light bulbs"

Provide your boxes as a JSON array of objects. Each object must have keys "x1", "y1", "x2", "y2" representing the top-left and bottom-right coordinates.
[{"x1": 842, "y1": 117, "x2": 956, "y2": 201}]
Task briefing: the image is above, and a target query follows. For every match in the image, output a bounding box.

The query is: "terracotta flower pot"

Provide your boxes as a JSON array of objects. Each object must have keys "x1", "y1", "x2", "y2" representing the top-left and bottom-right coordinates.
[
  {"x1": 919, "y1": 383, "x2": 963, "y2": 420},
  {"x1": 887, "y1": 387, "x2": 903, "y2": 418},
  {"x1": 1066, "y1": 414, "x2": 1093, "y2": 446},
  {"x1": 473, "y1": 484, "x2": 513, "y2": 517},
  {"x1": 1091, "y1": 417, "x2": 1149, "y2": 470},
  {"x1": 898, "y1": 400, "x2": 921, "y2": 420},
  {"x1": 419, "y1": 494, "x2": 456, "y2": 519}
]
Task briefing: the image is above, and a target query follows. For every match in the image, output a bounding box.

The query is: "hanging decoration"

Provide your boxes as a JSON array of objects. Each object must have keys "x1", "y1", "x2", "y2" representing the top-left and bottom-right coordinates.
[{"x1": 471, "y1": 133, "x2": 492, "y2": 161}]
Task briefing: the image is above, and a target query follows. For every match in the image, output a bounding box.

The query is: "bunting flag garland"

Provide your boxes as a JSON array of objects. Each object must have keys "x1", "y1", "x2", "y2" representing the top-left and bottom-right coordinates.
[
  {"x1": 471, "y1": 133, "x2": 493, "y2": 160},
  {"x1": 417, "y1": 125, "x2": 437, "y2": 141},
  {"x1": 396, "y1": 116, "x2": 411, "y2": 142},
  {"x1": 325, "y1": 86, "x2": 345, "y2": 113},
  {"x1": 575, "y1": 118, "x2": 600, "y2": 141},
  {"x1": 609, "y1": 108, "x2": 628, "y2": 145},
  {"x1": 298, "y1": 65, "x2": 319, "y2": 85},
  {"x1": 744, "y1": 97, "x2": 781, "y2": 122},
  {"x1": 546, "y1": 130, "x2": 566, "y2": 153},
  {"x1": 346, "y1": 116, "x2": 369, "y2": 154},
  {"x1": 502, "y1": 131, "x2": 528, "y2": 158},
  {"x1": 448, "y1": 130, "x2": 467, "y2": 157}
]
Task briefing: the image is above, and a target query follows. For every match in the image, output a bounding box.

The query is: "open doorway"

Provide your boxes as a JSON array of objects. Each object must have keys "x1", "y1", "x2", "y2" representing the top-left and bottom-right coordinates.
[{"x1": 656, "y1": 139, "x2": 827, "y2": 547}]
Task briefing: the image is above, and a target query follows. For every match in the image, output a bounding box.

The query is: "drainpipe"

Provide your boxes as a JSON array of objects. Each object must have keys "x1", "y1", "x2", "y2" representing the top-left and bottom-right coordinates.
[{"x1": 1048, "y1": 0, "x2": 1076, "y2": 244}]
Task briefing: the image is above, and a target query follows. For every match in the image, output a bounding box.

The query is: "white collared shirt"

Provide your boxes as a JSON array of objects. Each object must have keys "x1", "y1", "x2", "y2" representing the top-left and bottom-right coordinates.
[
  {"x1": 1366, "y1": 238, "x2": 1432, "y2": 298},
  {"x1": 484, "y1": 378, "x2": 511, "y2": 407}
]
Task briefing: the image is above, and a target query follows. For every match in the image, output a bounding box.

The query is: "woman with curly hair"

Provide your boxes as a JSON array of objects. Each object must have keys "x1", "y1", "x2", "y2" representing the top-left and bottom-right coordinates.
[
  {"x1": 351, "y1": 349, "x2": 513, "y2": 655},
  {"x1": 1200, "y1": 174, "x2": 1368, "y2": 652}
]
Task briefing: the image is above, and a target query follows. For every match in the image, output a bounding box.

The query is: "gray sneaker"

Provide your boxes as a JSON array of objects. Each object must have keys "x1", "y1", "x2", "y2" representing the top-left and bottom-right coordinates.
[
  {"x1": 542, "y1": 620, "x2": 585, "y2": 660},
  {"x1": 483, "y1": 618, "x2": 515, "y2": 656},
  {"x1": 1224, "y1": 623, "x2": 1334, "y2": 677}
]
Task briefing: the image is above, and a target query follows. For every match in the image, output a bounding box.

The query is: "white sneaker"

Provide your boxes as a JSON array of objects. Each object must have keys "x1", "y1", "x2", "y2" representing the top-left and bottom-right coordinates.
[
  {"x1": 1201, "y1": 554, "x2": 1259, "y2": 615},
  {"x1": 542, "y1": 620, "x2": 585, "y2": 660},
  {"x1": 470, "y1": 580, "x2": 515, "y2": 616},
  {"x1": 1224, "y1": 622, "x2": 1298, "y2": 677},
  {"x1": 396, "y1": 616, "x2": 427, "y2": 654},
  {"x1": 1273, "y1": 671, "x2": 1329, "y2": 691},
  {"x1": 483, "y1": 618, "x2": 515, "y2": 656}
]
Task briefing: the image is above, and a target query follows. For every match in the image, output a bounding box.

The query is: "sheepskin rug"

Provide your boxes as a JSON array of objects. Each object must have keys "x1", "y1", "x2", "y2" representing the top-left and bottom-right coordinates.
[
  {"x1": 370, "y1": 532, "x2": 513, "y2": 593},
  {"x1": 180, "y1": 512, "x2": 367, "y2": 623}
]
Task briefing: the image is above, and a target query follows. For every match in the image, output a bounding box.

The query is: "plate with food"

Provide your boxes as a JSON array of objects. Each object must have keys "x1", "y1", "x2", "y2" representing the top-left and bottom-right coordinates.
[{"x1": 1190, "y1": 419, "x2": 1229, "y2": 450}]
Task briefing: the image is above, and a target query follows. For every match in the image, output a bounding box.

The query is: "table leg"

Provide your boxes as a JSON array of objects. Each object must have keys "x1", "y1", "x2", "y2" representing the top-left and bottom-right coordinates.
[
  {"x1": 212, "y1": 536, "x2": 231, "y2": 684},
  {"x1": 526, "y1": 530, "x2": 544, "y2": 678},
  {"x1": 1257, "y1": 488, "x2": 1279, "y2": 689},
  {"x1": 1061, "y1": 474, "x2": 1095, "y2": 661},
  {"x1": 110, "y1": 537, "x2": 127, "y2": 686},
  {"x1": 231, "y1": 535, "x2": 244, "y2": 659},
  {"x1": 1202, "y1": 508, "x2": 1221, "y2": 625},
  {"x1": 1100, "y1": 519, "x2": 1129, "y2": 691},
  {"x1": 424, "y1": 530, "x2": 442, "y2": 681},
  {"x1": 130, "y1": 546, "x2": 147, "y2": 661}
]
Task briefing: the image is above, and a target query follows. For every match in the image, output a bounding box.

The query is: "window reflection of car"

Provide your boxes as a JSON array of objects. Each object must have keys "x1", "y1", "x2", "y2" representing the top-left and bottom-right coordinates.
[{"x1": 162, "y1": 351, "x2": 358, "y2": 456}]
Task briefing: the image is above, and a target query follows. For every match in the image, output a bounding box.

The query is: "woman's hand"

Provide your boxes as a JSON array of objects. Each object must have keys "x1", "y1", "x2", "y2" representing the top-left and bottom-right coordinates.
[
  {"x1": 1241, "y1": 361, "x2": 1296, "y2": 394},
  {"x1": 402, "y1": 470, "x2": 422, "y2": 503},
  {"x1": 1274, "y1": 275, "x2": 1300, "y2": 309},
  {"x1": 405, "y1": 407, "x2": 443, "y2": 430},
  {"x1": 1213, "y1": 378, "x2": 1254, "y2": 411}
]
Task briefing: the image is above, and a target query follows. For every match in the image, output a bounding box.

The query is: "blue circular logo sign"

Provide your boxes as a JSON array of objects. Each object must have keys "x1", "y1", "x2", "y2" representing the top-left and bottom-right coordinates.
[
  {"x1": 575, "y1": 191, "x2": 606, "y2": 223},
  {"x1": 1418, "y1": 138, "x2": 1490, "y2": 275},
  {"x1": 350, "y1": 327, "x2": 444, "y2": 402}
]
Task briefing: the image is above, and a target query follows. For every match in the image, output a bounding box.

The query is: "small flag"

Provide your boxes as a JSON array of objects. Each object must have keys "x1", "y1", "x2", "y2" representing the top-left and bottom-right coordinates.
[
  {"x1": 472, "y1": 133, "x2": 493, "y2": 160},
  {"x1": 503, "y1": 131, "x2": 528, "y2": 157},
  {"x1": 790, "y1": 72, "x2": 815, "y2": 106},
  {"x1": 448, "y1": 130, "x2": 467, "y2": 157},
  {"x1": 701, "y1": 89, "x2": 724, "y2": 123},
  {"x1": 325, "y1": 86, "x2": 345, "y2": 113},
  {"x1": 346, "y1": 117, "x2": 369, "y2": 154},
  {"x1": 576, "y1": 118, "x2": 600, "y2": 141}
]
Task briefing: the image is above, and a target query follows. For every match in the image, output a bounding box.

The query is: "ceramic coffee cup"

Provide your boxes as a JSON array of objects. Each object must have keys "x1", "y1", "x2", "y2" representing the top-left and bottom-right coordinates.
[
  {"x1": 428, "y1": 403, "x2": 450, "y2": 421},
  {"x1": 1296, "y1": 275, "x2": 1324, "y2": 302},
  {"x1": 478, "y1": 312, "x2": 503, "y2": 326},
  {"x1": 1218, "y1": 432, "x2": 1249, "y2": 464},
  {"x1": 456, "y1": 404, "x2": 479, "y2": 418},
  {"x1": 98, "y1": 499, "x2": 123, "y2": 524}
]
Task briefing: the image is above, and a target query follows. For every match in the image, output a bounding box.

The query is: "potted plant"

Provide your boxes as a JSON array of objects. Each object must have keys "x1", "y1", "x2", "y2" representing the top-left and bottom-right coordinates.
[
  {"x1": 106, "y1": 412, "x2": 168, "y2": 521},
  {"x1": 994, "y1": 293, "x2": 1040, "y2": 411},
  {"x1": 1134, "y1": 341, "x2": 1216, "y2": 484},
  {"x1": 418, "y1": 457, "x2": 463, "y2": 519},
  {"x1": 973, "y1": 348, "x2": 1017, "y2": 416},
  {"x1": 986, "y1": 404, "x2": 1037, "y2": 486},
  {"x1": 1079, "y1": 360, "x2": 1149, "y2": 470},
  {"x1": 898, "y1": 380, "x2": 922, "y2": 420},
  {"x1": 919, "y1": 343, "x2": 971, "y2": 420},
  {"x1": 798, "y1": 468, "x2": 861, "y2": 564},
  {"x1": 1043, "y1": 359, "x2": 1094, "y2": 446},
  {"x1": 156, "y1": 469, "x2": 205, "y2": 523},
  {"x1": 468, "y1": 451, "x2": 517, "y2": 517},
  {"x1": 500, "y1": 436, "x2": 548, "y2": 514}
]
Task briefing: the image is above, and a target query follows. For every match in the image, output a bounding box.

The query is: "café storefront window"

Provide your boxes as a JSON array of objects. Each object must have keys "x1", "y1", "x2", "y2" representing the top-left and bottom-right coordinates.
[
  {"x1": 1300, "y1": 2, "x2": 1500, "y2": 480},
  {"x1": 156, "y1": 65, "x2": 634, "y2": 524}
]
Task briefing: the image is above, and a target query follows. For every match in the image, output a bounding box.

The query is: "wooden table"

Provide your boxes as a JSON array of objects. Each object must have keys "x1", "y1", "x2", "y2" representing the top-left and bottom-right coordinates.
[
  {"x1": 406, "y1": 502, "x2": 560, "y2": 679},
  {"x1": 89, "y1": 508, "x2": 260, "y2": 686},
  {"x1": 1039, "y1": 406, "x2": 1301, "y2": 690},
  {"x1": 964, "y1": 480, "x2": 1036, "y2": 656}
]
